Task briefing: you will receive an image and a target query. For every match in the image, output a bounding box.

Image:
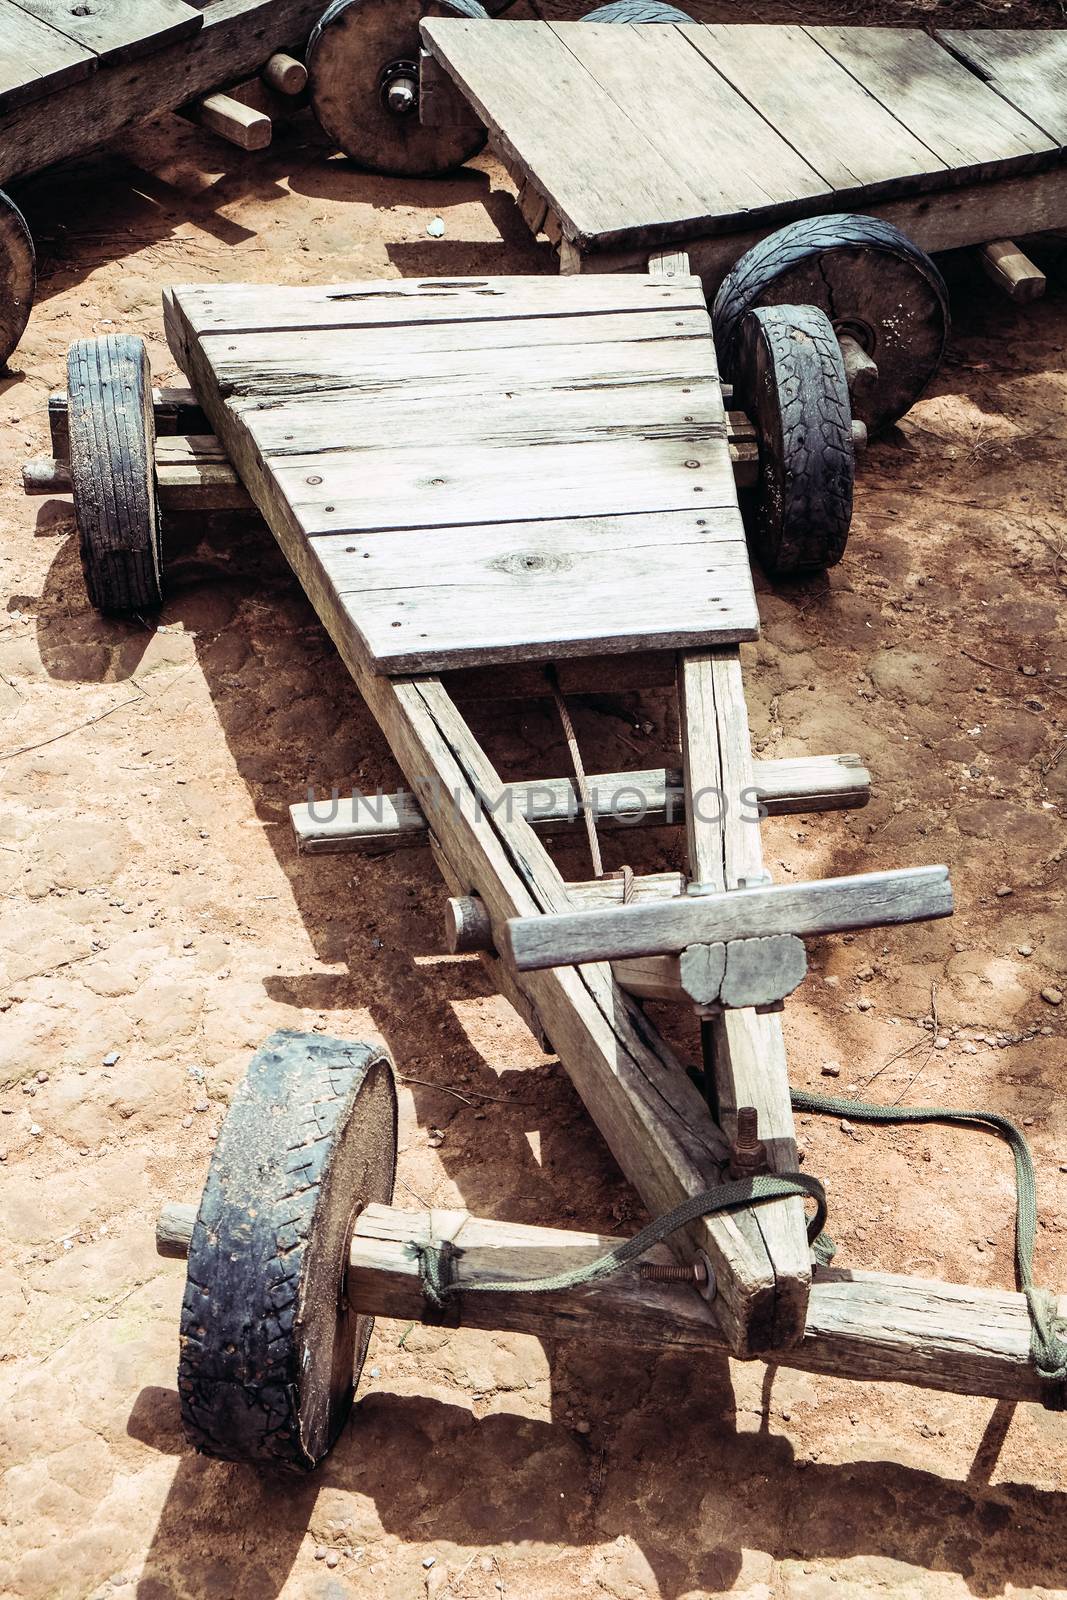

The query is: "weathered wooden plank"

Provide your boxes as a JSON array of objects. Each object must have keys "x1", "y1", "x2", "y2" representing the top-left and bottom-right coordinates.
[
  {"x1": 279, "y1": 434, "x2": 737, "y2": 540},
  {"x1": 504, "y1": 864, "x2": 953, "y2": 970},
  {"x1": 420, "y1": 18, "x2": 710, "y2": 245},
  {"x1": 170, "y1": 273, "x2": 708, "y2": 336},
  {"x1": 164, "y1": 286, "x2": 791, "y2": 1357},
  {"x1": 686, "y1": 23, "x2": 945, "y2": 194},
  {"x1": 938, "y1": 29, "x2": 1067, "y2": 146},
  {"x1": 312, "y1": 510, "x2": 756, "y2": 672},
  {"x1": 246, "y1": 375, "x2": 729, "y2": 457},
  {"x1": 157, "y1": 1200, "x2": 1067, "y2": 1404},
  {"x1": 679, "y1": 649, "x2": 810, "y2": 1345},
  {"x1": 12, "y1": 0, "x2": 202, "y2": 66},
  {"x1": 550, "y1": 21, "x2": 826, "y2": 220},
  {"x1": 23, "y1": 437, "x2": 251, "y2": 511},
  {"x1": 806, "y1": 27, "x2": 1055, "y2": 171},
  {"x1": 0, "y1": 0, "x2": 325, "y2": 186},
  {"x1": 289, "y1": 754, "x2": 871, "y2": 853},
  {"x1": 0, "y1": 0, "x2": 95, "y2": 112}
]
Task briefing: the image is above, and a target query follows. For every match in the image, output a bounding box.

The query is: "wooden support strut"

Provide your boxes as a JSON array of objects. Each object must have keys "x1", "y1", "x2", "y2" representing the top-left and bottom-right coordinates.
[
  {"x1": 288, "y1": 754, "x2": 872, "y2": 853},
  {"x1": 156, "y1": 1201, "x2": 1064, "y2": 1406}
]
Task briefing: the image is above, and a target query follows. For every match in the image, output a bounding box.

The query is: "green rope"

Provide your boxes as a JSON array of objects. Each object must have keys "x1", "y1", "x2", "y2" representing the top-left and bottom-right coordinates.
[
  {"x1": 410, "y1": 1171, "x2": 827, "y2": 1305},
  {"x1": 409, "y1": 1087, "x2": 1067, "y2": 1402},
  {"x1": 792, "y1": 1088, "x2": 1067, "y2": 1399}
]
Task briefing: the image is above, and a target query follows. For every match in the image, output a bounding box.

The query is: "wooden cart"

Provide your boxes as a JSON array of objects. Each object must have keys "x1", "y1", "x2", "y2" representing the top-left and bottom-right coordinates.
[
  {"x1": 24, "y1": 253, "x2": 1067, "y2": 1470},
  {"x1": 0, "y1": 0, "x2": 333, "y2": 368},
  {"x1": 304, "y1": 4, "x2": 1066, "y2": 301}
]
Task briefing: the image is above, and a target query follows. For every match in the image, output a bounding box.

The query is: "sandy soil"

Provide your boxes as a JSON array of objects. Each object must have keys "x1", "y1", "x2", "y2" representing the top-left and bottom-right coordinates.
[{"x1": 1, "y1": 8, "x2": 1066, "y2": 1597}]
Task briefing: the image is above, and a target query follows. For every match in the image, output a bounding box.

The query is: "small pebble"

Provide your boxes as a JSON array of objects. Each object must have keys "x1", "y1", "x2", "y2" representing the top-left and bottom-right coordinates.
[
  {"x1": 1040, "y1": 988, "x2": 1063, "y2": 1006},
  {"x1": 575, "y1": 1419, "x2": 591, "y2": 1435},
  {"x1": 0, "y1": 1149, "x2": 7, "y2": 1161},
  {"x1": 314, "y1": 1546, "x2": 327, "y2": 1562},
  {"x1": 102, "y1": 1051, "x2": 120, "y2": 1066},
  {"x1": 325, "y1": 1554, "x2": 339, "y2": 1570},
  {"x1": 423, "y1": 1557, "x2": 436, "y2": 1570},
  {"x1": 369, "y1": 1367, "x2": 380, "y2": 1379},
  {"x1": 193, "y1": 1097, "x2": 209, "y2": 1113},
  {"x1": 934, "y1": 1036, "x2": 949, "y2": 1050},
  {"x1": 995, "y1": 885, "x2": 1013, "y2": 898},
  {"x1": 856, "y1": 997, "x2": 873, "y2": 1012},
  {"x1": 426, "y1": 217, "x2": 445, "y2": 238},
  {"x1": 36, "y1": 1071, "x2": 48, "y2": 1083},
  {"x1": 821, "y1": 1061, "x2": 841, "y2": 1078},
  {"x1": 29, "y1": 1124, "x2": 41, "y2": 1137},
  {"x1": 1018, "y1": 946, "x2": 1033, "y2": 957}
]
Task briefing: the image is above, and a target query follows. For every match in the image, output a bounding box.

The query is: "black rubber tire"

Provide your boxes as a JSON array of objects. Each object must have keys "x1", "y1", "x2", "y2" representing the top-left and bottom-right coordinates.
[
  {"x1": 734, "y1": 304, "x2": 854, "y2": 577},
  {"x1": 178, "y1": 1030, "x2": 398, "y2": 1472},
  {"x1": 711, "y1": 215, "x2": 949, "y2": 437},
  {"x1": 308, "y1": 0, "x2": 489, "y2": 177},
  {"x1": 0, "y1": 189, "x2": 34, "y2": 369},
  {"x1": 67, "y1": 334, "x2": 163, "y2": 614},
  {"x1": 582, "y1": 1, "x2": 692, "y2": 19}
]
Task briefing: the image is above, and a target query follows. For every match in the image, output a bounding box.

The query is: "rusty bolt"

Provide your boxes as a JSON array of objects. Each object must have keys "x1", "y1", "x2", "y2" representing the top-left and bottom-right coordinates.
[
  {"x1": 728, "y1": 1105, "x2": 768, "y2": 1180},
  {"x1": 639, "y1": 1259, "x2": 708, "y2": 1285}
]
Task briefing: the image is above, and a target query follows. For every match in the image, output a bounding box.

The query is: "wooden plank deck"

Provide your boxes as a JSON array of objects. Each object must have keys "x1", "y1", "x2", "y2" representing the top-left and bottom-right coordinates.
[
  {"x1": 421, "y1": 20, "x2": 1066, "y2": 258},
  {"x1": 164, "y1": 275, "x2": 758, "y2": 675},
  {"x1": 0, "y1": 0, "x2": 202, "y2": 115},
  {"x1": 0, "y1": 0, "x2": 96, "y2": 112}
]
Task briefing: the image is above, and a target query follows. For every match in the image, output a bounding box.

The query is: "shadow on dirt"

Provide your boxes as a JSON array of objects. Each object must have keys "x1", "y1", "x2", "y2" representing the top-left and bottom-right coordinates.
[{"x1": 126, "y1": 1377, "x2": 1067, "y2": 1600}]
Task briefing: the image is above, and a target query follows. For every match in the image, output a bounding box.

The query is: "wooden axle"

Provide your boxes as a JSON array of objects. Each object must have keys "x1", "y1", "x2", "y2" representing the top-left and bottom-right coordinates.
[
  {"x1": 23, "y1": 438, "x2": 252, "y2": 513},
  {"x1": 979, "y1": 238, "x2": 1046, "y2": 303},
  {"x1": 180, "y1": 91, "x2": 272, "y2": 151},
  {"x1": 288, "y1": 754, "x2": 872, "y2": 853},
  {"x1": 155, "y1": 1200, "x2": 1066, "y2": 1406},
  {"x1": 503, "y1": 864, "x2": 953, "y2": 972},
  {"x1": 261, "y1": 51, "x2": 308, "y2": 96}
]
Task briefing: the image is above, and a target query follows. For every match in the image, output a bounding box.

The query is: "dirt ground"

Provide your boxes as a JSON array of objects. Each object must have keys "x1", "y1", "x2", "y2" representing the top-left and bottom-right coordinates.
[{"x1": 1, "y1": 7, "x2": 1067, "y2": 1597}]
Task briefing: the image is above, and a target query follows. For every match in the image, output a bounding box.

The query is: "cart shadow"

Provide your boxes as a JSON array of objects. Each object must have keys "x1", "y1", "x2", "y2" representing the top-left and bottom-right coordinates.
[{"x1": 127, "y1": 1375, "x2": 1067, "y2": 1599}]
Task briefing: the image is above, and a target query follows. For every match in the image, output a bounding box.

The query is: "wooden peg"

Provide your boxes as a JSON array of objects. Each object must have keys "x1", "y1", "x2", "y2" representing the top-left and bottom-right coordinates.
[
  {"x1": 181, "y1": 92, "x2": 271, "y2": 151},
  {"x1": 445, "y1": 894, "x2": 493, "y2": 954},
  {"x1": 261, "y1": 52, "x2": 308, "y2": 96},
  {"x1": 979, "y1": 239, "x2": 1046, "y2": 304}
]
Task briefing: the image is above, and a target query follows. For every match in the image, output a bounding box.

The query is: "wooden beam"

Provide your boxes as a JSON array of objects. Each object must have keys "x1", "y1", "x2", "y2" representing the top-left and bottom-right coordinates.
[
  {"x1": 156, "y1": 1201, "x2": 1067, "y2": 1406},
  {"x1": 49, "y1": 383, "x2": 206, "y2": 458},
  {"x1": 677, "y1": 648, "x2": 810, "y2": 1347},
  {"x1": 288, "y1": 754, "x2": 871, "y2": 853},
  {"x1": 503, "y1": 864, "x2": 954, "y2": 971}
]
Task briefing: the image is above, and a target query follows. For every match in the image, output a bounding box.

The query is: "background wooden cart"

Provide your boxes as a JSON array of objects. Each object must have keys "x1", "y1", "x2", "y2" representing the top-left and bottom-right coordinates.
[
  {"x1": 0, "y1": 0, "x2": 328, "y2": 367},
  {"x1": 407, "y1": 15, "x2": 1067, "y2": 299}
]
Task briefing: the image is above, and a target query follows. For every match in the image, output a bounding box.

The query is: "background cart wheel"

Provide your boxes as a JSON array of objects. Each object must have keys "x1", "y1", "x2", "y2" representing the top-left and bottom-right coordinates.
[
  {"x1": 308, "y1": 0, "x2": 489, "y2": 177},
  {"x1": 734, "y1": 304, "x2": 854, "y2": 578},
  {"x1": 0, "y1": 190, "x2": 35, "y2": 370},
  {"x1": 179, "y1": 1030, "x2": 398, "y2": 1471},
  {"x1": 67, "y1": 335, "x2": 163, "y2": 614},
  {"x1": 582, "y1": 2, "x2": 693, "y2": 19},
  {"x1": 712, "y1": 215, "x2": 950, "y2": 438}
]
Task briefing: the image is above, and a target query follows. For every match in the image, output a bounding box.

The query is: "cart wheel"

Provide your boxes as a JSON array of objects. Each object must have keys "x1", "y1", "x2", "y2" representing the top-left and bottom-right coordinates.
[
  {"x1": 734, "y1": 304, "x2": 854, "y2": 578},
  {"x1": 178, "y1": 1030, "x2": 398, "y2": 1472},
  {"x1": 67, "y1": 335, "x2": 163, "y2": 615},
  {"x1": 582, "y1": 2, "x2": 692, "y2": 19},
  {"x1": 0, "y1": 190, "x2": 35, "y2": 370},
  {"x1": 712, "y1": 215, "x2": 949, "y2": 437},
  {"x1": 308, "y1": 0, "x2": 489, "y2": 177}
]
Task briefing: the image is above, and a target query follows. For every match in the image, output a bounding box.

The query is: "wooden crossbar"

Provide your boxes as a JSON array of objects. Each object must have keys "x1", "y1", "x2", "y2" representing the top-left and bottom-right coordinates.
[
  {"x1": 504, "y1": 865, "x2": 953, "y2": 972},
  {"x1": 157, "y1": 1202, "x2": 1064, "y2": 1406}
]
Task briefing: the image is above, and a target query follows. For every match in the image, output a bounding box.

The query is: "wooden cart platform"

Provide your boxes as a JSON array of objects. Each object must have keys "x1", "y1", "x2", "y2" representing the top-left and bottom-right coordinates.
[
  {"x1": 419, "y1": 21, "x2": 1067, "y2": 285},
  {"x1": 163, "y1": 273, "x2": 759, "y2": 673}
]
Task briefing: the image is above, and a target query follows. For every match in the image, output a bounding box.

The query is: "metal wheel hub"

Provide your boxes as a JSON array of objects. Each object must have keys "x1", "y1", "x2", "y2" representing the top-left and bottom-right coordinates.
[{"x1": 380, "y1": 58, "x2": 418, "y2": 116}]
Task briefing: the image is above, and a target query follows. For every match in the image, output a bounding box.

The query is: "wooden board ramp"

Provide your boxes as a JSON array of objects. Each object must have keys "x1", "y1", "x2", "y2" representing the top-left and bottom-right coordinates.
[
  {"x1": 420, "y1": 20, "x2": 1067, "y2": 276},
  {"x1": 163, "y1": 275, "x2": 758, "y2": 674}
]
